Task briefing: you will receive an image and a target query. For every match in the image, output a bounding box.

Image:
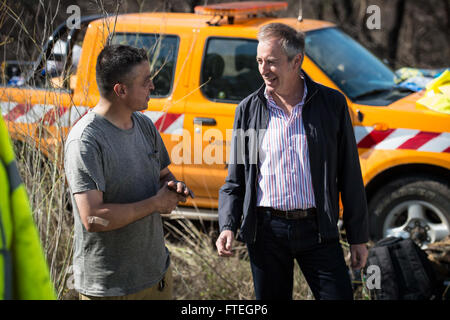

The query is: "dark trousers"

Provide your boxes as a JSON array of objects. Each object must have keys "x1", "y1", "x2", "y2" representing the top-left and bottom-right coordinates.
[{"x1": 247, "y1": 209, "x2": 353, "y2": 300}]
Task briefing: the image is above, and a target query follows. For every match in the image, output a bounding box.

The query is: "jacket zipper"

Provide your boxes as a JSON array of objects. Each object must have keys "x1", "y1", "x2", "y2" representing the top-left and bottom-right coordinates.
[
  {"x1": 253, "y1": 166, "x2": 259, "y2": 243},
  {"x1": 253, "y1": 100, "x2": 270, "y2": 243},
  {"x1": 301, "y1": 87, "x2": 322, "y2": 244}
]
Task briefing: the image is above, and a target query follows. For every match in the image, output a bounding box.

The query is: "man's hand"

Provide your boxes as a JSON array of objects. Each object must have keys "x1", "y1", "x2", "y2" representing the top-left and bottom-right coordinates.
[
  {"x1": 167, "y1": 180, "x2": 194, "y2": 199},
  {"x1": 216, "y1": 230, "x2": 234, "y2": 257},
  {"x1": 350, "y1": 243, "x2": 368, "y2": 270},
  {"x1": 155, "y1": 183, "x2": 187, "y2": 214}
]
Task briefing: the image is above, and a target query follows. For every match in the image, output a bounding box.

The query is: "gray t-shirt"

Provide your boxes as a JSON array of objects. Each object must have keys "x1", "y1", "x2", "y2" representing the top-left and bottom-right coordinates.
[{"x1": 64, "y1": 110, "x2": 171, "y2": 297}]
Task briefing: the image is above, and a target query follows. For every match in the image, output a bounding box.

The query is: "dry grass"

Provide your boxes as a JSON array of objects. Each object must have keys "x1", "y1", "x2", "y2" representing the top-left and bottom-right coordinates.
[
  {"x1": 165, "y1": 219, "x2": 255, "y2": 300},
  {"x1": 13, "y1": 138, "x2": 74, "y2": 299}
]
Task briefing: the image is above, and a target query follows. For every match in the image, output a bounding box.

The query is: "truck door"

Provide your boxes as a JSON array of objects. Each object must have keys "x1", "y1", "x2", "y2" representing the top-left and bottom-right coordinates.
[{"x1": 183, "y1": 35, "x2": 262, "y2": 208}]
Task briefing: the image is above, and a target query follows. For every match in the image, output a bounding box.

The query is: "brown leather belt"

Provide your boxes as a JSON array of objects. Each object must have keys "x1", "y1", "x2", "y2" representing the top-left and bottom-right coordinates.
[{"x1": 258, "y1": 207, "x2": 317, "y2": 220}]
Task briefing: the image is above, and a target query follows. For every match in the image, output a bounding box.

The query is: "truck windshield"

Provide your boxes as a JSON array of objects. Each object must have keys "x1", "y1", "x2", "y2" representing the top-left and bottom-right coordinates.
[{"x1": 305, "y1": 28, "x2": 399, "y2": 102}]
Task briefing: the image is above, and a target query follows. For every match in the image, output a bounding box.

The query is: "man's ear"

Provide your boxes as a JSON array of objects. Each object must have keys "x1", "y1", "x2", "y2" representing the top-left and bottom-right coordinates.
[
  {"x1": 113, "y1": 83, "x2": 127, "y2": 98},
  {"x1": 293, "y1": 53, "x2": 303, "y2": 69}
]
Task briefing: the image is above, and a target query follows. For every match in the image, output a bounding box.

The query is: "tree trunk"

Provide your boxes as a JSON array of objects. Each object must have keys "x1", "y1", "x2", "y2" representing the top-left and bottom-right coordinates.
[{"x1": 387, "y1": 0, "x2": 406, "y2": 68}]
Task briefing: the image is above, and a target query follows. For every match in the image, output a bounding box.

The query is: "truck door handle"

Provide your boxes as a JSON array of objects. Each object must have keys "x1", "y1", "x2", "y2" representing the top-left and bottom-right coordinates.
[{"x1": 193, "y1": 117, "x2": 216, "y2": 126}]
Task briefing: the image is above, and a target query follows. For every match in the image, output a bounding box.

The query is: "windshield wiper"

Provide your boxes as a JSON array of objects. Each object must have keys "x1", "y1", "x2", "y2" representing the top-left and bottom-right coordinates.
[
  {"x1": 352, "y1": 86, "x2": 414, "y2": 100},
  {"x1": 351, "y1": 88, "x2": 392, "y2": 100}
]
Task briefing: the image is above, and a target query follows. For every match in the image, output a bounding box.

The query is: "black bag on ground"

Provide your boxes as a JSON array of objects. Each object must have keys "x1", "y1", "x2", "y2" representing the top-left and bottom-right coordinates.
[{"x1": 366, "y1": 237, "x2": 439, "y2": 300}]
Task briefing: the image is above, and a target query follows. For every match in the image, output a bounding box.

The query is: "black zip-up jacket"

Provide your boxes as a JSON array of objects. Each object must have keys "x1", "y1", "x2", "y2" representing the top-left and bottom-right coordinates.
[{"x1": 218, "y1": 72, "x2": 369, "y2": 245}]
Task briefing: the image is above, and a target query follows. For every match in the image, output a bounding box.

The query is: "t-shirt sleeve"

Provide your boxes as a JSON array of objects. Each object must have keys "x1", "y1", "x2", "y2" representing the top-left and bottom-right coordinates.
[{"x1": 64, "y1": 138, "x2": 106, "y2": 194}]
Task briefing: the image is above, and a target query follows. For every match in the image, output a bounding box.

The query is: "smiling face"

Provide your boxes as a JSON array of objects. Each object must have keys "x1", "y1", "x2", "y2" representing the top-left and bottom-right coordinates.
[{"x1": 256, "y1": 37, "x2": 302, "y2": 96}]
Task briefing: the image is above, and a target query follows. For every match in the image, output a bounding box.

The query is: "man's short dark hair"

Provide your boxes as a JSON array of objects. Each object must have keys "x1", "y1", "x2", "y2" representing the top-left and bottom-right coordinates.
[{"x1": 96, "y1": 44, "x2": 148, "y2": 96}]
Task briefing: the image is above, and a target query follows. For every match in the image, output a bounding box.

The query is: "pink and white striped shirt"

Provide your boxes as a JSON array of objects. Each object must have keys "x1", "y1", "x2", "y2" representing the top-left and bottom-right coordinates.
[{"x1": 256, "y1": 79, "x2": 316, "y2": 210}]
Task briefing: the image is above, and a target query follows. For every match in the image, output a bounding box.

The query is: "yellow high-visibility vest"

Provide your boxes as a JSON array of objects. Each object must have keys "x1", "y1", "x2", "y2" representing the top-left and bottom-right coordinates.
[{"x1": 0, "y1": 117, "x2": 55, "y2": 300}]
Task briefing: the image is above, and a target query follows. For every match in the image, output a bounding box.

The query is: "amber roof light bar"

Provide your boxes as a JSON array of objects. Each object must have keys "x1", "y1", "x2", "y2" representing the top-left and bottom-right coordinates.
[{"x1": 195, "y1": 1, "x2": 288, "y2": 25}]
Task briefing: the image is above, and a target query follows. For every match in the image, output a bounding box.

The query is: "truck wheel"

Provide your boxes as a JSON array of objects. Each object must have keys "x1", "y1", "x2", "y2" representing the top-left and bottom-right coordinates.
[{"x1": 369, "y1": 179, "x2": 450, "y2": 247}]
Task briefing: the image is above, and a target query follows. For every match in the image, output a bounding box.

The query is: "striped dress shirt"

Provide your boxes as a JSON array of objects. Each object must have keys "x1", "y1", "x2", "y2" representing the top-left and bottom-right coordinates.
[{"x1": 256, "y1": 78, "x2": 316, "y2": 210}]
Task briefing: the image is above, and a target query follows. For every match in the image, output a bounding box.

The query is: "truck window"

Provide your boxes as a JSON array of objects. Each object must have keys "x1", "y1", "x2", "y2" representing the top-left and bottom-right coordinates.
[
  {"x1": 201, "y1": 38, "x2": 263, "y2": 103},
  {"x1": 112, "y1": 33, "x2": 179, "y2": 97}
]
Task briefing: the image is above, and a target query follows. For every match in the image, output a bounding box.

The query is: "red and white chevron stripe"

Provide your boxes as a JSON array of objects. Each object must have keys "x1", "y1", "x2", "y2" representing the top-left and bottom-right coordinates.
[
  {"x1": 142, "y1": 110, "x2": 184, "y2": 134},
  {"x1": 2, "y1": 101, "x2": 447, "y2": 152},
  {"x1": 354, "y1": 126, "x2": 450, "y2": 153},
  {"x1": 1, "y1": 101, "x2": 89, "y2": 127},
  {"x1": 1, "y1": 101, "x2": 184, "y2": 134}
]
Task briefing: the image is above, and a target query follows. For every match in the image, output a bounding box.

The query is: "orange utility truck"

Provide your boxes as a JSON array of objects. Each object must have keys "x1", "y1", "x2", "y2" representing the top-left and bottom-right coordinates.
[{"x1": 1, "y1": 2, "x2": 449, "y2": 246}]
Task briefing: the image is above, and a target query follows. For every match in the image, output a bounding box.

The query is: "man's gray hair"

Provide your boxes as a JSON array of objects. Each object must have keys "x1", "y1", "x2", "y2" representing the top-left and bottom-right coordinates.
[{"x1": 257, "y1": 23, "x2": 305, "y2": 61}]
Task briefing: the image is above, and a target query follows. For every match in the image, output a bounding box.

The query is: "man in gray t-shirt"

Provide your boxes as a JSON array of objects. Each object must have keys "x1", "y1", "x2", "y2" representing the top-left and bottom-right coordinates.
[{"x1": 64, "y1": 45, "x2": 191, "y2": 299}]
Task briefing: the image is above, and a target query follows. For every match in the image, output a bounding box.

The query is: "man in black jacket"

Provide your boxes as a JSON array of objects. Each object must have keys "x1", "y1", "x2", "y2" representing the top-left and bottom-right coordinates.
[{"x1": 216, "y1": 23, "x2": 369, "y2": 300}]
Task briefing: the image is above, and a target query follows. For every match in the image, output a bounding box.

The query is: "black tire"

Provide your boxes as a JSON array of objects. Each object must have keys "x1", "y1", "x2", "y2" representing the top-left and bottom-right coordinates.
[{"x1": 369, "y1": 178, "x2": 450, "y2": 246}]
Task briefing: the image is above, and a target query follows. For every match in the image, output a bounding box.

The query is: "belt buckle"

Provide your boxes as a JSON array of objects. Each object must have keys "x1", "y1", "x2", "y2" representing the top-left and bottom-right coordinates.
[
  {"x1": 301, "y1": 210, "x2": 309, "y2": 218},
  {"x1": 292, "y1": 209, "x2": 308, "y2": 219},
  {"x1": 286, "y1": 210, "x2": 301, "y2": 219}
]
